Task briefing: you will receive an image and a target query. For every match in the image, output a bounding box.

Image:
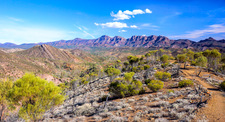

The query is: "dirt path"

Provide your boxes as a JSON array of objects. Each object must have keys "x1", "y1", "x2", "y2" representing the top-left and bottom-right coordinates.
[{"x1": 180, "y1": 66, "x2": 225, "y2": 122}]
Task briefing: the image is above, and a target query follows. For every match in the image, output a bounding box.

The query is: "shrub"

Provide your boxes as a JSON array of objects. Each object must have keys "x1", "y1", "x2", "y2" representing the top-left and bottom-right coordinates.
[
  {"x1": 147, "y1": 80, "x2": 164, "y2": 92},
  {"x1": 10, "y1": 73, "x2": 65, "y2": 121},
  {"x1": 0, "y1": 80, "x2": 14, "y2": 121},
  {"x1": 109, "y1": 79, "x2": 143, "y2": 98},
  {"x1": 104, "y1": 66, "x2": 121, "y2": 77},
  {"x1": 220, "y1": 81, "x2": 225, "y2": 91},
  {"x1": 160, "y1": 55, "x2": 169, "y2": 63},
  {"x1": 144, "y1": 65, "x2": 150, "y2": 70},
  {"x1": 132, "y1": 67, "x2": 137, "y2": 72},
  {"x1": 124, "y1": 72, "x2": 135, "y2": 82},
  {"x1": 154, "y1": 71, "x2": 171, "y2": 81},
  {"x1": 178, "y1": 79, "x2": 194, "y2": 87}
]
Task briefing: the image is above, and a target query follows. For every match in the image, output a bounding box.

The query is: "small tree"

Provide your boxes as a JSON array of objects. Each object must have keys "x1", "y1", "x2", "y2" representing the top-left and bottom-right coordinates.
[
  {"x1": 196, "y1": 56, "x2": 207, "y2": 76},
  {"x1": 177, "y1": 54, "x2": 187, "y2": 69},
  {"x1": 194, "y1": 52, "x2": 202, "y2": 59},
  {"x1": 209, "y1": 49, "x2": 221, "y2": 72},
  {"x1": 160, "y1": 55, "x2": 169, "y2": 70},
  {"x1": 127, "y1": 55, "x2": 139, "y2": 67},
  {"x1": 10, "y1": 73, "x2": 65, "y2": 121},
  {"x1": 147, "y1": 80, "x2": 164, "y2": 92},
  {"x1": 186, "y1": 50, "x2": 194, "y2": 62}
]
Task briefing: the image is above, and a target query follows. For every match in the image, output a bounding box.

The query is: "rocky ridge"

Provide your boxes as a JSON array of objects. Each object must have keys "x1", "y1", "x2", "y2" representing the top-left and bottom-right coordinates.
[{"x1": 0, "y1": 36, "x2": 224, "y2": 50}]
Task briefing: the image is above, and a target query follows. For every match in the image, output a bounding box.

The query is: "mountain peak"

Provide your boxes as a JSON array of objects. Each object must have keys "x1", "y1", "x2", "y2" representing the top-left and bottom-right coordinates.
[
  {"x1": 208, "y1": 37, "x2": 216, "y2": 40},
  {"x1": 100, "y1": 35, "x2": 111, "y2": 38}
]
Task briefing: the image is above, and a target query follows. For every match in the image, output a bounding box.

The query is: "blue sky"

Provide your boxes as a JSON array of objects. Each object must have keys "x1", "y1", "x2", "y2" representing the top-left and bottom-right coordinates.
[{"x1": 0, "y1": 0, "x2": 225, "y2": 44}]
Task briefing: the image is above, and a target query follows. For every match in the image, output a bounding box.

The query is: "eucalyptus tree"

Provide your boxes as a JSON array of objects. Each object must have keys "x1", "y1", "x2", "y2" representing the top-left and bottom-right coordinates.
[{"x1": 196, "y1": 56, "x2": 208, "y2": 76}]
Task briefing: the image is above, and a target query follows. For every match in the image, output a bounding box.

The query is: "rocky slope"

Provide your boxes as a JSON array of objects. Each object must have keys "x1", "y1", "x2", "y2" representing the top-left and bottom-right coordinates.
[
  {"x1": 0, "y1": 36, "x2": 224, "y2": 50},
  {"x1": 17, "y1": 44, "x2": 80, "y2": 62}
]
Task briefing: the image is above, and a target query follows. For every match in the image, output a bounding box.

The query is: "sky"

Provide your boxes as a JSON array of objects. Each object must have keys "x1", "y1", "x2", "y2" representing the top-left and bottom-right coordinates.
[{"x1": 0, "y1": 0, "x2": 225, "y2": 44}]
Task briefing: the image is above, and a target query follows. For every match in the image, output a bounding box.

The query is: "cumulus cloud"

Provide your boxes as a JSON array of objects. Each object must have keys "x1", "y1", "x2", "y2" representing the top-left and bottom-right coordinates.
[
  {"x1": 130, "y1": 25, "x2": 138, "y2": 28},
  {"x1": 95, "y1": 22, "x2": 128, "y2": 28},
  {"x1": 170, "y1": 24, "x2": 225, "y2": 38},
  {"x1": 111, "y1": 11, "x2": 131, "y2": 21},
  {"x1": 111, "y1": 8, "x2": 152, "y2": 21},
  {"x1": 119, "y1": 30, "x2": 127, "y2": 33}
]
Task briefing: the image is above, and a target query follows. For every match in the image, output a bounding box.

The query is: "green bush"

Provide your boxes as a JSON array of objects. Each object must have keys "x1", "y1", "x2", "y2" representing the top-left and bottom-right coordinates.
[
  {"x1": 178, "y1": 79, "x2": 194, "y2": 87},
  {"x1": 144, "y1": 65, "x2": 150, "y2": 70},
  {"x1": 104, "y1": 66, "x2": 121, "y2": 77},
  {"x1": 147, "y1": 80, "x2": 164, "y2": 92},
  {"x1": 109, "y1": 78, "x2": 143, "y2": 98},
  {"x1": 220, "y1": 81, "x2": 225, "y2": 91},
  {"x1": 132, "y1": 67, "x2": 137, "y2": 72},
  {"x1": 124, "y1": 72, "x2": 135, "y2": 82},
  {"x1": 154, "y1": 71, "x2": 171, "y2": 81},
  {"x1": 0, "y1": 80, "x2": 14, "y2": 121},
  {"x1": 10, "y1": 73, "x2": 65, "y2": 121}
]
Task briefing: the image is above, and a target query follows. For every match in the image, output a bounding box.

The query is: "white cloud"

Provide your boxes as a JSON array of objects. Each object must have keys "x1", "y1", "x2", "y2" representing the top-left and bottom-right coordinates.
[
  {"x1": 170, "y1": 24, "x2": 225, "y2": 39},
  {"x1": 95, "y1": 22, "x2": 128, "y2": 28},
  {"x1": 0, "y1": 27, "x2": 73, "y2": 44},
  {"x1": 130, "y1": 25, "x2": 138, "y2": 28},
  {"x1": 145, "y1": 9, "x2": 152, "y2": 14},
  {"x1": 76, "y1": 25, "x2": 95, "y2": 38},
  {"x1": 8, "y1": 17, "x2": 24, "y2": 22},
  {"x1": 111, "y1": 8, "x2": 152, "y2": 21},
  {"x1": 111, "y1": 10, "x2": 131, "y2": 21},
  {"x1": 131, "y1": 9, "x2": 145, "y2": 15},
  {"x1": 119, "y1": 30, "x2": 127, "y2": 33},
  {"x1": 141, "y1": 23, "x2": 159, "y2": 28}
]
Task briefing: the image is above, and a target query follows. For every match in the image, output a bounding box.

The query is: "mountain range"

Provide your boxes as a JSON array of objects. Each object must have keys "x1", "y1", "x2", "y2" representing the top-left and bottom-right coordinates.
[{"x1": 0, "y1": 35, "x2": 224, "y2": 50}]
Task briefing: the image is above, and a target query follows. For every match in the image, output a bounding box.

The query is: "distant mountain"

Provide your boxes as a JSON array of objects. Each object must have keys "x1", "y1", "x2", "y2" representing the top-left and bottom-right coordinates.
[
  {"x1": 192, "y1": 37, "x2": 225, "y2": 50},
  {"x1": 0, "y1": 35, "x2": 224, "y2": 50}
]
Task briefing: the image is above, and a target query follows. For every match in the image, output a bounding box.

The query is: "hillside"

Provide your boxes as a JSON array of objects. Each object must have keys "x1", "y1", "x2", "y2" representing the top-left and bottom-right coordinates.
[
  {"x1": 0, "y1": 36, "x2": 224, "y2": 50},
  {"x1": 0, "y1": 45, "x2": 104, "y2": 82},
  {"x1": 17, "y1": 44, "x2": 83, "y2": 63}
]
